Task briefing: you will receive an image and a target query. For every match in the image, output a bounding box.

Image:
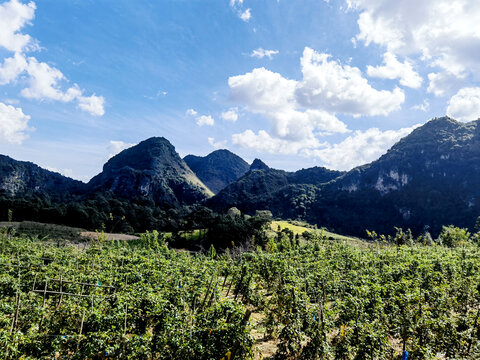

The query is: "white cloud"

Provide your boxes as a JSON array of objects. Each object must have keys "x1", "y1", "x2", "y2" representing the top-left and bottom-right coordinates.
[
  {"x1": 0, "y1": 52, "x2": 27, "y2": 85},
  {"x1": 20, "y1": 57, "x2": 68, "y2": 101},
  {"x1": 77, "y1": 93, "x2": 105, "y2": 116},
  {"x1": 230, "y1": 0, "x2": 243, "y2": 6},
  {"x1": 366, "y1": 52, "x2": 422, "y2": 88},
  {"x1": 230, "y1": 0, "x2": 251, "y2": 22},
  {"x1": 108, "y1": 140, "x2": 135, "y2": 159},
  {"x1": 268, "y1": 109, "x2": 349, "y2": 141},
  {"x1": 0, "y1": 101, "x2": 31, "y2": 144},
  {"x1": 250, "y1": 48, "x2": 279, "y2": 59},
  {"x1": 0, "y1": 0, "x2": 105, "y2": 117},
  {"x1": 228, "y1": 46, "x2": 409, "y2": 162},
  {"x1": 427, "y1": 71, "x2": 467, "y2": 97},
  {"x1": 349, "y1": 0, "x2": 480, "y2": 96},
  {"x1": 229, "y1": 67, "x2": 296, "y2": 113},
  {"x1": 186, "y1": 108, "x2": 215, "y2": 126},
  {"x1": 304, "y1": 125, "x2": 420, "y2": 170},
  {"x1": 186, "y1": 108, "x2": 198, "y2": 116},
  {"x1": 18, "y1": 58, "x2": 105, "y2": 116},
  {"x1": 411, "y1": 99, "x2": 430, "y2": 112},
  {"x1": 221, "y1": 107, "x2": 238, "y2": 122},
  {"x1": 446, "y1": 87, "x2": 480, "y2": 122},
  {"x1": 0, "y1": 0, "x2": 37, "y2": 53},
  {"x1": 229, "y1": 61, "x2": 351, "y2": 149},
  {"x1": 232, "y1": 129, "x2": 323, "y2": 155},
  {"x1": 208, "y1": 137, "x2": 228, "y2": 149},
  {"x1": 296, "y1": 47, "x2": 404, "y2": 116},
  {"x1": 239, "y1": 8, "x2": 251, "y2": 22},
  {"x1": 196, "y1": 115, "x2": 215, "y2": 127}
]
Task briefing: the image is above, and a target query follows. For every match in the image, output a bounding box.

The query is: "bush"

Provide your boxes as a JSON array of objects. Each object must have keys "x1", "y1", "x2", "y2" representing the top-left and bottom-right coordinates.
[{"x1": 438, "y1": 225, "x2": 470, "y2": 247}]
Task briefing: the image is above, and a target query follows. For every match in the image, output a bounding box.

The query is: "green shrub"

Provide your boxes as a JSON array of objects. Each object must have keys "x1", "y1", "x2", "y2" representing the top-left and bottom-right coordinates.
[{"x1": 438, "y1": 225, "x2": 470, "y2": 247}]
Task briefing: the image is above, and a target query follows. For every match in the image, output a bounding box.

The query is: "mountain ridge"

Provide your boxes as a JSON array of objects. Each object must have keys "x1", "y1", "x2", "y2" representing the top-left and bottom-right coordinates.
[
  {"x1": 0, "y1": 117, "x2": 478, "y2": 236},
  {"x1": 88, "y1": 137, "x2": 213, "y2": 207},
  {"x1": 209, "y1": 117, "x2": 479, "y2": 236},
  {"x1": 184, "y1": 149, "x2": 249, "y2": 194}
]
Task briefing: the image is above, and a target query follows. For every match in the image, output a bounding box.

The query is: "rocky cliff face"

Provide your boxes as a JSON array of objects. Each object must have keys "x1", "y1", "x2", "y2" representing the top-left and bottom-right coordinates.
[
  {"x1": 309, "y1": 117, "x2": 480, "y2": 235},
  {"x1": 184, "y1": 149, "x2": 249, "y2": 194},
  {"x1": 0, "y1": 155, "x2": 85, "y2": 198},
  {"x1": 88, "y1": 137, "x2": 213, "y2": 207}
]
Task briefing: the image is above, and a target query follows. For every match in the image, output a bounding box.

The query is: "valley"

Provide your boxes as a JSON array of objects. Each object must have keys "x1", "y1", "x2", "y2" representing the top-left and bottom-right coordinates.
[{"x1": 0, "y1": 116, "x2": 479, "y2": 359}]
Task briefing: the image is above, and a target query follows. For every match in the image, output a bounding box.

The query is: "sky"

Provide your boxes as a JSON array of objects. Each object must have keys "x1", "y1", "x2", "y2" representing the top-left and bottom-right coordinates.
[{"x1": 0, "y1": 0, "x2": 480, "y2": 182}]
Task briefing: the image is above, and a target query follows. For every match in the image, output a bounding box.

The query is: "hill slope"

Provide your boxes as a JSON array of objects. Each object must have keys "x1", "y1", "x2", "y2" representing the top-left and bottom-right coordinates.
[
  {"x1": 88, "y1": 137, "x2": 213, "y2": 207},
  {"x1": 309, "y1": 117, "x2": 480, "y2": 235},
  {"x1": 0, "y1": 155, "x2": 85, "y2": 198},
  {"x1": 208, "y1": 160, "x2": 344, "y2": 217},
  {"x1": 184, "y1": 149, "x2": 249, "y2": 194},
  {"x1": 209, "y1": 117, "x2": 480, "y2": 236}
]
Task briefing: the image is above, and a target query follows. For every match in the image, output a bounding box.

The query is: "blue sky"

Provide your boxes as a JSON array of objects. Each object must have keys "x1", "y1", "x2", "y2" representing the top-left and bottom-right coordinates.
[{"x1": 0, "y1": 0, "x2": 479, "y2": 181}]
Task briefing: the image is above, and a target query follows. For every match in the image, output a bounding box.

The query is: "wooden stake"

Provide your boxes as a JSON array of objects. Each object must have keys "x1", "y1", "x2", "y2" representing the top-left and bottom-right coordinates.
[
  {"x1": 10, "y1": 292, "x2": 21, "y2": 334},
  {"x1": 42, "y1": 278, "x2": 48, "y2": 308},
  {"x1": 77, "y1": 309, "x2": 86, "y2": 352},
  {"x1": 57, "y1": 275, "x2": 63, "y2": 309}
]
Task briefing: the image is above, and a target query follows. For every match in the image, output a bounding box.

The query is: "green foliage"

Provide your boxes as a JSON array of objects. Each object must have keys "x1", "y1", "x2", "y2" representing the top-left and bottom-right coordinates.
[
  {"x1": 207, "y1": 244, "x2": 216, "y2": 259},
  {"x1": 2, "y1": 228, "x2": 480, "y2": 359},
  {"x1": 205, "y1": 213, "x2": 269, "y2": 250},
  {"x1": 140, "y1": 230, "x2": 166, "y2": 249},
  {"x1": 438, "y1": 225, "x2": 471, "y2": 247},
  {"x1": 0, "y1": 234, "x2": 253, "y2": 359}
]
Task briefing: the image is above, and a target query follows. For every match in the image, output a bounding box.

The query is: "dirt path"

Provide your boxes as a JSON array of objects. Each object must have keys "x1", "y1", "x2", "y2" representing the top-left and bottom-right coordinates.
[{"x1": 80, "y1": 231, "x2": 139, "y2": 241}]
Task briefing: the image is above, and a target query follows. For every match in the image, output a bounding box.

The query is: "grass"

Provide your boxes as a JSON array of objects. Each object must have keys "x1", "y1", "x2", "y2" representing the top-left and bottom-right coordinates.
[
  {"x1": 271, "y1": 220, "x2": 362, "y2": 243},
  {"x1": 0, "y1": 221, "x2": 84, "y2": 241}
]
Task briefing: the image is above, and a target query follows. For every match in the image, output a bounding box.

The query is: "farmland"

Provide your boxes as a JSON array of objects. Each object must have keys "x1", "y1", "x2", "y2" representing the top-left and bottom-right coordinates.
[{"x1": 0, "y1": 224, "x2": 480, "y2": 359}]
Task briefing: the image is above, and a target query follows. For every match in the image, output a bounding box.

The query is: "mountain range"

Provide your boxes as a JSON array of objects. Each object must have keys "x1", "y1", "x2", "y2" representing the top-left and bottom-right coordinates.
[{"x1": 0, "y1": 116, "x2": 478, "y2": 236}]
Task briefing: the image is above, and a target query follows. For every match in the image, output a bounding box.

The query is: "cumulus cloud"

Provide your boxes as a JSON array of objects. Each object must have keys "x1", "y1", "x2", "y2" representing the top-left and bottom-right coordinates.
[
  {"x1": 0, "y1": 52, "x2": 27, "y2": 85},
  {"x1": 0, "y1": 0, "x2": 37, "y2": 53},
  {"x1": 427, "y1": 71, "x2": 467, "y2": 97},
  {"x1": 239, "y1": 8, "x2": 251, "y2": 22},
  {"x1": 108, "y1": 140, "x2": 136, "y2": 159},
  {"x1": 18, "y1": 59, "x2": 105, "y2": 116},
  {"x1": 196, "y1": 115, "x2": 215, "y2": 127},
  {"x1": 221, "y1": 107, "x2": 238, "y2": 122},
  {"x1": 304, "y1": 125, "x2": 421, "y2": 170},
  {"x1": 77, "y1": 93, "x2": 105, "y2": 116},
  {"x1": 228, "y1": 46, "x2": 411, "y2": 166},
  {"x1": 21, "y1": 57, "x2": 71, "y2": 101},
  {"x1": 348, "y1": 0, "x2": 480, "y2": 96},
  {"x1": 232, "y1": 129, "x2": 323, "y2": 155},
  {"x1": 366, "y1": 52, "x2": 422, "y2": 88},
  {"x1": 0, "y1": 0, "x2": 105, "y2": 116},
  {"x1": 0, "y1": 101, "x2": 31, "y2": 144},
  {"x1": 295, "y1": 47, "x2": 404, "y2": 116},
  {"x1": 250, "y1": 48, "x2": 279, "y2": 59},
  {"x1": 446, "y1": 87, "x2": 480, "y2": 122},
  {"x1": 186, "y1": 108, "x2": 215, "y2": 126},
  {"x1": 228, "y1": 46, "x2": 406, "y2": 161},
  {"x1": 229, "y1": 67, "x2": 296, "y2": 113},
  {"x1": 208, "y1": 137, "x2": 228, "y2": 149},
  {"x1": 268, "y1": 109, "x2": 349, "y2": 141}
]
